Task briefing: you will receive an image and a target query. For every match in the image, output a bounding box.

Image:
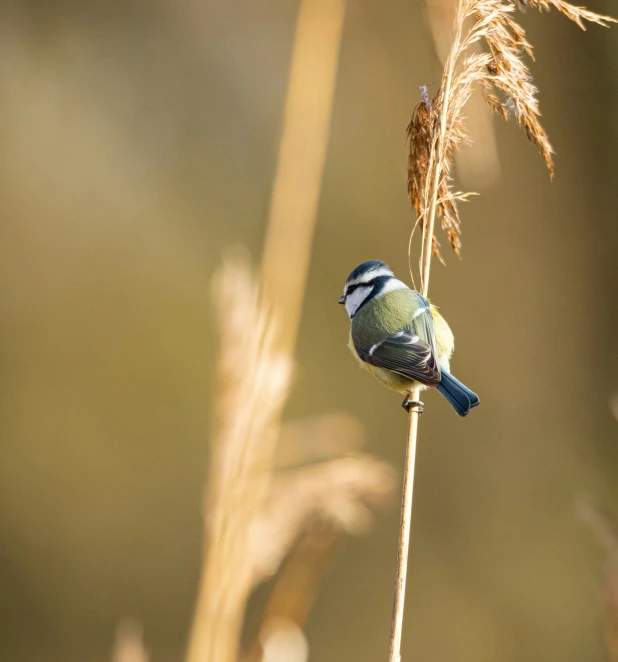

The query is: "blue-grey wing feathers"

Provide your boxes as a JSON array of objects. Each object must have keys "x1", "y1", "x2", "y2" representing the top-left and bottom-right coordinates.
[
  {"x1": 409, "y1": 294, "x2": 437, "y2": 357},
  {"x1": 355, "y1": 293, "x2": 441, "y2": 386},
  {"x1": 355, "y1": 327, "x2": 441, "y2": 386}
]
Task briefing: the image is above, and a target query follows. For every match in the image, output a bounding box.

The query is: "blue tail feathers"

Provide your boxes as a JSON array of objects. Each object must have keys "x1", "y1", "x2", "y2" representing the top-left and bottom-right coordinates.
[{"x1": 436, "y1": 369, "x2": 480, "y2": 417}]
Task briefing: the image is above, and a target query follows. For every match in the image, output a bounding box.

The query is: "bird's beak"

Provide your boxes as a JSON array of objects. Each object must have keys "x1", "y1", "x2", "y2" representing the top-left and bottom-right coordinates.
[{"x1": 337, "y1": 295, "x2": 345, "y2": 304}]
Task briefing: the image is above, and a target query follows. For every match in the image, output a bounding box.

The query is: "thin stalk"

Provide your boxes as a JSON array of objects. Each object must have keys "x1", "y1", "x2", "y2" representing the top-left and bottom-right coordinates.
[
  {"x1": 420, "y1": 0, "x2": 465, "y2": 295},
  {"x1": 393, "y1": 1, "x2": 615, "y2": 658},
  {"x1": 388, "y1": 5, "x2": 466, "y2": 662},
  {"x1": 387, "y1": 397, "x2": 420, "y2": 662}
]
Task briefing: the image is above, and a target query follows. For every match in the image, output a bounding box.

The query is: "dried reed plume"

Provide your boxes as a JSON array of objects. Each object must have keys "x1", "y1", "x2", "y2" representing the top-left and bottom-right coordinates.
[
  {"x1": 425, "y1": 0, "x2": 501, "y2": 188},
  {"x1": 409, "y1": 0, "x2": 616, "y2": 267},
  {"x1": 186, "y1": 2, "x2": 361, "y2": 660},
  {"x1": 185, "y1": 257, "x2": 394, "y2": 662},
  {"x1": 186, "y1": 256, "x2": 293, "y2": 662},
  {"x1": 390, "y1": 3, "x2": 616, "y2": 661}
]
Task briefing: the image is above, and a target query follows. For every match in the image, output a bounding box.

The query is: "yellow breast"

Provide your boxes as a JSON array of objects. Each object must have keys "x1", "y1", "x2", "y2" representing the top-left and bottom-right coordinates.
[{"x1": 430, "y1": 304, "x2": 454, "y2": 371}]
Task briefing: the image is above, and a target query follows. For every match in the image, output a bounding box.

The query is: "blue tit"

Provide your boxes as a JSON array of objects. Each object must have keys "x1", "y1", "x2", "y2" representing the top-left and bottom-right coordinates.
[{"x1": 338, "y1": 260, "x2": 479, "y2": 416}]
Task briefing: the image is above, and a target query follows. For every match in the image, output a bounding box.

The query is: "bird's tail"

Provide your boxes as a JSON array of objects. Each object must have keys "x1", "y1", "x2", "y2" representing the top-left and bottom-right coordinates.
[{"x1": 436, "y1": 369, "x2": 480, "y2": 417}]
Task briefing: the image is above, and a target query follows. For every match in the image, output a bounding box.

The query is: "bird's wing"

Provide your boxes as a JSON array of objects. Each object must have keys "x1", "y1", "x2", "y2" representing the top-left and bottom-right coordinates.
[
  {"x1": 408, "y1": 293, "x2": 439, "y2": 359},
  {"x1": 355, "y1": 325, "x2": 441, "y2": 386}
]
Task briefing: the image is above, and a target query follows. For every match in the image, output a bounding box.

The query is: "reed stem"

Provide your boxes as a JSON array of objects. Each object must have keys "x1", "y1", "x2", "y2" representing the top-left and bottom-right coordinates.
[
  {"x1": 387, "y1": 395, "x2": 421, "y2": 662},
  {"x1": 390, "y1": 1, "x2": 615, "y2": 659},
  {"x1": 388, "y1": 6, "x2": 465, "y2": 661},
  {"x1": 185, "y1": 2, "x2": 345, "y2": 661}
]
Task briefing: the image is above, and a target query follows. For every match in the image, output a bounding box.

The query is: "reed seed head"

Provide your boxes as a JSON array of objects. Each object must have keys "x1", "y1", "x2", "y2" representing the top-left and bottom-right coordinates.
[{"x1": 409, "y1": 0, "x2": 616, "y2": 260}]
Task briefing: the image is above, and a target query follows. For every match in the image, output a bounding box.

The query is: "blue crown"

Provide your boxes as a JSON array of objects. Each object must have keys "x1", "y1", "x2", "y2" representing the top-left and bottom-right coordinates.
[{"x1": 346, "y1": 260, "x2": 391, "y2": 282}]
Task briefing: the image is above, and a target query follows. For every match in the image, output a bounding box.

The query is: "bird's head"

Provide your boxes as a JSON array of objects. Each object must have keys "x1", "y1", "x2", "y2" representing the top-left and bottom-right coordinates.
[{"x1": 338, "y1": 260, "x2": 404, "y2": 318}]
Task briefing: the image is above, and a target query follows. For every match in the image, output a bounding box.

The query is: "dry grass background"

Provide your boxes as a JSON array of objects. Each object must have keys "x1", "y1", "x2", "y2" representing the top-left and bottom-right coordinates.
[{"x1": 0, "y1": 1, "x2": 617, "y2": 661}]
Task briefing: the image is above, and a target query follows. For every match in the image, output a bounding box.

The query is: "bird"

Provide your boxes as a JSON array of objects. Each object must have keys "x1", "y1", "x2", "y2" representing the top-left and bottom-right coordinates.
[{"x1": 338, "y1": 260, "x2": 479, "y2": 416}]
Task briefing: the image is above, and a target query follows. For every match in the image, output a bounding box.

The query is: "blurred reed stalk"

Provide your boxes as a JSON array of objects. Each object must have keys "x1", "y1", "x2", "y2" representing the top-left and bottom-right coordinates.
[
  {"x1": 185, "y1": 256, "x2": 292, "y2": 662},
  {"x1": 260, "y1": 0, "x2": 346, "y2": 351},
  {"x1": 390, "y1": 2, "x2": 616, "y2": 661},
  {"x1": 184, "y1": 1, "x2": 379, "y2": 662}
]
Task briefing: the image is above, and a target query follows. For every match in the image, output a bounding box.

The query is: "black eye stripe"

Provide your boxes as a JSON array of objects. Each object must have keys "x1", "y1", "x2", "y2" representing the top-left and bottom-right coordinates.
[{"x1": 346, "y1": 277, "x2": 378, "y2": 294}]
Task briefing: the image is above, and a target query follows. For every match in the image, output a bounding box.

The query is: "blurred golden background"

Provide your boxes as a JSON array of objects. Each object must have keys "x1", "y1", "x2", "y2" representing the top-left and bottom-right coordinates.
[{"x1": 1, "y1": 1, "x2": 617, "y2": 661}]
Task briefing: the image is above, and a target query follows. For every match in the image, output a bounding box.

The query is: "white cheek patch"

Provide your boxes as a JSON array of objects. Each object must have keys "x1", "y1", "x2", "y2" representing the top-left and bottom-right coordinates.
[
  {"x1": 345, "y1": 286, "x2": 372, "y2": 318},
  {"x1": 375, "y1": 278, "x2": 409, "y2": 296}
]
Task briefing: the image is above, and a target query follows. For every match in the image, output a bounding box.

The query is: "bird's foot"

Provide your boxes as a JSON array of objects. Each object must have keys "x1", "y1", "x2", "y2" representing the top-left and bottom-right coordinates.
[{"x1": 402, "y1": 396, "x2": 424, "y2": 414}]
